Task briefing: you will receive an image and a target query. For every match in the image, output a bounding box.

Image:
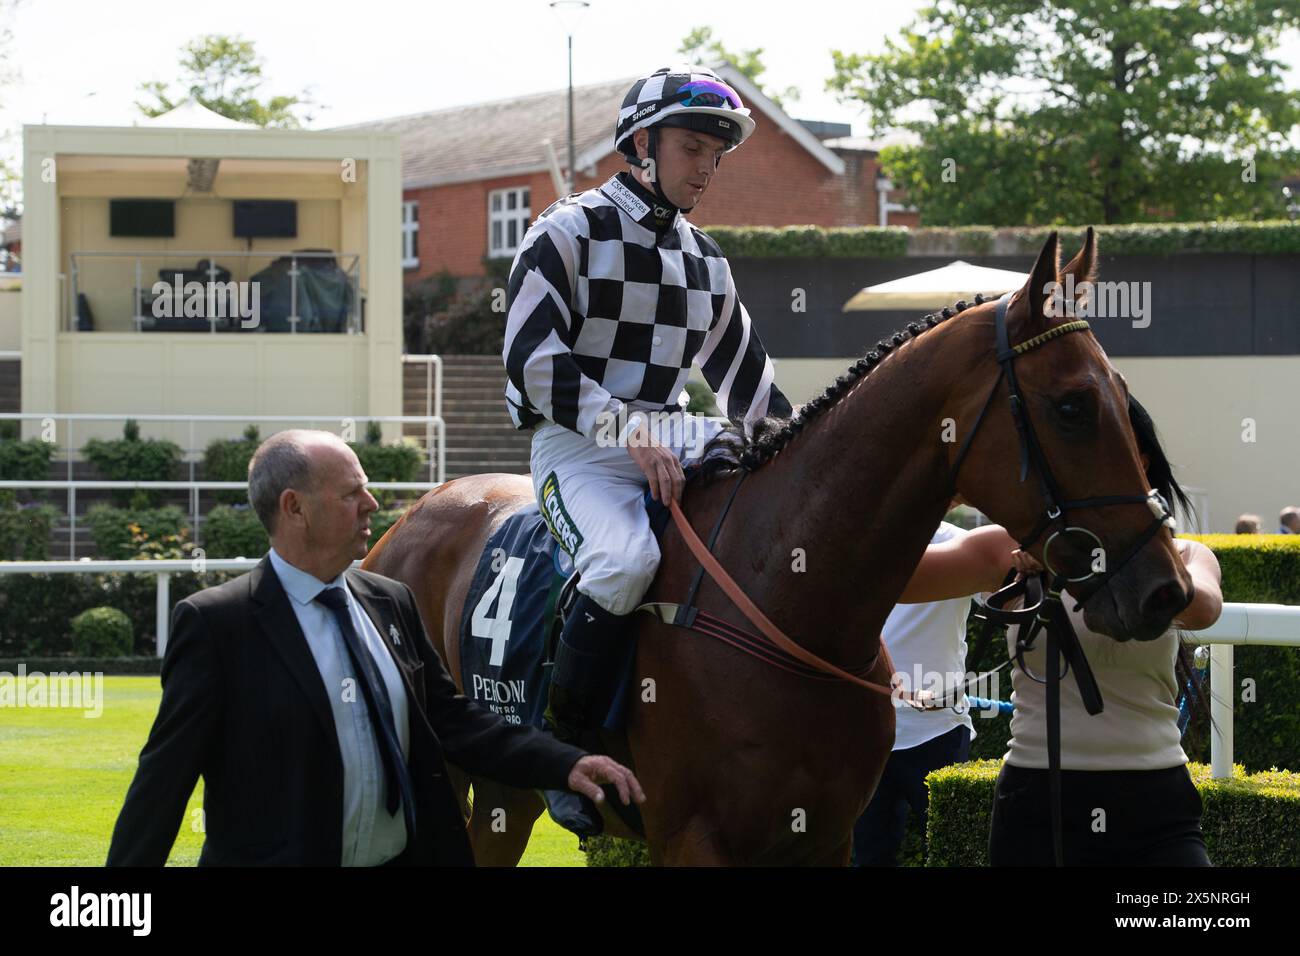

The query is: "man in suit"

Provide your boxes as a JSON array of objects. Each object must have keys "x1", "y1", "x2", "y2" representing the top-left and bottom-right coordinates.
[{"x1": 107, "y1": 429, "x2": 643, "y2": 866}]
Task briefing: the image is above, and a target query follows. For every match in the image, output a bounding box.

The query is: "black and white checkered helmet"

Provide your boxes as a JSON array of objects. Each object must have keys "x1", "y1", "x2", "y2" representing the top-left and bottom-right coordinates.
[{"x1": 614, "y1": 65, "x2": 756, "y2": 160}]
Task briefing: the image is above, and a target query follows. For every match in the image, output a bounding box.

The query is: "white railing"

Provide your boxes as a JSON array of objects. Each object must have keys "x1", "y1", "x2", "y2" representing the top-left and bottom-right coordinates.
[
  {"x1": 1183, "y1": 603, "x2": 1300, "y2": 779},
  {"x1": 401, "y1": 354, "x2": 445, "y2": 484}
]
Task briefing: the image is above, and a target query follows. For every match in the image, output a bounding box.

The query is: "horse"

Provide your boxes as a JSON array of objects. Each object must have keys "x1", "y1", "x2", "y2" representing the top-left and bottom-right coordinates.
[{"x1": 363, "y1": 229, "x2": 1193, "y2": 865}]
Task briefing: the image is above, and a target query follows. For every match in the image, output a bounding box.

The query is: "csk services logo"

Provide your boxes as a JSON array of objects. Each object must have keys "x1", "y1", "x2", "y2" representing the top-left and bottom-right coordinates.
[{"x1": 541, "y1": 472, "x2": 583, "y2": 557}]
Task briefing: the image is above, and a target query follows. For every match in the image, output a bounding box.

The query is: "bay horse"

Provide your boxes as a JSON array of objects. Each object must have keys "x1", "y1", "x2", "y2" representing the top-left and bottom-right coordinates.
[{"x1": 363, "y1": 230, "x2": 1193, "y2": 865}]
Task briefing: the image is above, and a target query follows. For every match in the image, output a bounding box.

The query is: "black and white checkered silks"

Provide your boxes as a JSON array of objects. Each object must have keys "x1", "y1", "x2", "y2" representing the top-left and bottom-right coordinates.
[
  {"x1": 502, "y1": 174, "x2": 792, "y2": 615},
  {"x1": 503, "y1": 175, "x2": 791, "y2": 438}
]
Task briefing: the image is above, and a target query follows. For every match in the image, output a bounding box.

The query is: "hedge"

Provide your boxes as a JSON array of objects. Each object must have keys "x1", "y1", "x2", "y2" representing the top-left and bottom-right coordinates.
[
  {"x1": 926, "y1": 760, "x2": 1300, "y2": 867},
  {"x1": 0, "y1": 499, "x2": 59, "y2": 559},
  {"x1": 0, "y1": 656, "x2": 162, "y2": 675},
  {"x1": 82, "y1": 419, "x2": 183, "y2": 507},
  {"x1": 0, "y1": 433, "x2": 54, "y2": 485},
  {"x1": 86, "y1": 505, "x2": 188, "y2": 560},
  {"x1": 203, "y1": 425, "x2": 262, "y2": 504},
  {"x1": 0, "y1": 571, "x2": 237, "y2": 657},
  {"x1": 70, "y1": 606, "x2": 133, "y2": 657},
  {"x1": 704, "y1": 220, "x2": 1300, "y2": 259}
]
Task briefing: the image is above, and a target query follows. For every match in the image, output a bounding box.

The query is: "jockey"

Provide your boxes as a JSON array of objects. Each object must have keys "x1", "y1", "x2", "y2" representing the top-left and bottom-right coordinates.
[{"x1": 502, "y1": 64, "x2": 793, "y2": 836}]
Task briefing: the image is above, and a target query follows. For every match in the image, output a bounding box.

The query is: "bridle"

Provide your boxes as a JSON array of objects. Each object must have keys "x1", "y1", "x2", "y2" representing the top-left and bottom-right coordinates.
[{"x1": 949, "y1": 289, "x2": 1179, "y2": 865}]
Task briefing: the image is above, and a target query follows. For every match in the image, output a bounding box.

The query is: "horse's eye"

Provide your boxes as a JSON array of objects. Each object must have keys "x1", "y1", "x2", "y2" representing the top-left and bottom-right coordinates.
[{"x1": 1054, "y1": 396, "x2": 1087, "y2": 424}]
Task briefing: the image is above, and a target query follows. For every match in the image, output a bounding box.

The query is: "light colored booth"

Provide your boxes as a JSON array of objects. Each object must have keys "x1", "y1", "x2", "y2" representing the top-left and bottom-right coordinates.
[{"x1": 21, "y1": 112, "x2": 403, "y2": 448}]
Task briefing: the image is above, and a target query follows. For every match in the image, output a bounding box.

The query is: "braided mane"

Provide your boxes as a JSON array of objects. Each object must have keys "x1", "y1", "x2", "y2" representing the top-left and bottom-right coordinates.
[{"x1": 696, "y1": 293, "x2": 989, "y2": 484}]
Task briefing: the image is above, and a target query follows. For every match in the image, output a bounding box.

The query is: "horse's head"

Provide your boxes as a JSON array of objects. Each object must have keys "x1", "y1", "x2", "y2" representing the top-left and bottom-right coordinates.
[{"x1": 949, "y1": 229, "x2": 1192, "y2": 641}]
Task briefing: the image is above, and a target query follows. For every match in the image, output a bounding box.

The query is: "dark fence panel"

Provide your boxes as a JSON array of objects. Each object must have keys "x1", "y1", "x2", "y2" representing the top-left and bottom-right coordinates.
[{"x1": 729, "y1": 253, "x2": 1300, "y2": 359}]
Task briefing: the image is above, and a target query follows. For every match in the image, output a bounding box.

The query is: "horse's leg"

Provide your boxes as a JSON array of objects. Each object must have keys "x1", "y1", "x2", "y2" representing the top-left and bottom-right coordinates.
[{"x1": 466, "y1": 779, "x2": 543, "y2": 867}]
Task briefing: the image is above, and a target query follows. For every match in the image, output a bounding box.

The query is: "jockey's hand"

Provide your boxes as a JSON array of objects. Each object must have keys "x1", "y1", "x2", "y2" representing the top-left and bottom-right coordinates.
[
  {"x1": 567, "y1": 755, "x2": 647, "y2": 807},
  {"x1": 627, "y1": 423, "x2": 685, "y2": 505},
  {"x1": 1011, "y1": 549, "x2": 1042, "y2": 577}
]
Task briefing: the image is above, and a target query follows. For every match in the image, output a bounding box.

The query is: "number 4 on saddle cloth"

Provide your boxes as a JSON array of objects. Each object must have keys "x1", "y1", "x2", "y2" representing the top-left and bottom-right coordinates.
[{"x1": 457, "y1": 472, "x2": 684, "y2": 735}]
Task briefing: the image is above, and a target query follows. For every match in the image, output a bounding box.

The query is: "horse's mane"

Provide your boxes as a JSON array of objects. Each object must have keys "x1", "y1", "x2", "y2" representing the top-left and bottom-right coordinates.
[{"x1": 696, "y1": 293, "x2": 989, "y2": 484}]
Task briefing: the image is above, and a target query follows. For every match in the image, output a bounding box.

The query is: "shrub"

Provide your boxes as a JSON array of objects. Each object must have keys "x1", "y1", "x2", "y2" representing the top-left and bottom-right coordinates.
[
  {"x1": 203, "y1": 424, "x2": 261, "y2": 504},
  {"x1": 0, "y1": 432, "x2": 54, "y2": 484},
  {"x1": 0, "y1": 499, "x2": 59, "y2": 559},
  {"x1": 70, "y1": 606, "x2": 133, "y2": 657},
  {"x1": 82, "y1": 419, "x2": 182, "y2": 507},
  {"x1": 926, "y1": 760, "x2": 1300, "y2": 866},
  {"x1": 350, "y1": 436, "x2": 424, "y2": 508},
  {"x1": 86, "y1": 505, "x2": 187, "y2": 560},
  {"x1": 202, "y1": 504, "x2": 269, "y2": 559}
]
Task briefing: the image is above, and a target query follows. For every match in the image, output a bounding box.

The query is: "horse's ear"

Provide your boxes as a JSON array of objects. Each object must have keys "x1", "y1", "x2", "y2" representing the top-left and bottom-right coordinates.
[
  {"x1": 1014, "y1": 230, "x2": 1060, "y2": 335},
  {"x1": 1059, "y1": 226, "x2": 1098, "y2": 310}
]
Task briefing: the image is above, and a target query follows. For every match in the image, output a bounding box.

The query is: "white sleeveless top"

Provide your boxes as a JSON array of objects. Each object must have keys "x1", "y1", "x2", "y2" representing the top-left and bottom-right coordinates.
[
  {"x1": 884, "y1": 522, "x2": 976, "y2": 751},
  {"x1": 1003, "y1": 599, "x2": 1187, "y2": 770}
]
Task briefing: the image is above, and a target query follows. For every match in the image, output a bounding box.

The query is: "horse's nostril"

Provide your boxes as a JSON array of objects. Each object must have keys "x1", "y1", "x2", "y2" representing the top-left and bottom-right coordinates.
[{"x1": 1141, "y1": 580, "x2": 1188, "y2": 629}]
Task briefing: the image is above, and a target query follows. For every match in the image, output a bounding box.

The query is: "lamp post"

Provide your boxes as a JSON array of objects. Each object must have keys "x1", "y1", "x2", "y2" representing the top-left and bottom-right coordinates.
[{"x1": 549, "y1": 1, "x2": 590, "y2": 193}]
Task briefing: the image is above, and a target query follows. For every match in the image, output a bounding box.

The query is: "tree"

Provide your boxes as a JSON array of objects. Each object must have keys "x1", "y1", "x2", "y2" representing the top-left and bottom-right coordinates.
[
  {"x1": 678, "y1": 26, "x2": 799, "y2": 108},
  {"x1": 136, "y1": 34, "x2": 314, "y2": 129},
  {"x1": 828, "y1": 1, "x2": 1300, "y2": 225}
]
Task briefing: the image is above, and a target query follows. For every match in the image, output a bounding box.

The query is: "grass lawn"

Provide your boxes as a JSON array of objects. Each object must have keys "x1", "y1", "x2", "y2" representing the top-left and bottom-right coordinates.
[{"x1": 0, "y1": 675, "x2": 585, "y2": 867}]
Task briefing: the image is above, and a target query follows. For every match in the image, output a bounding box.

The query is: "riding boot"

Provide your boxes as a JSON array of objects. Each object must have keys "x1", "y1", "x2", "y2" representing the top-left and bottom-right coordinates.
[{"x1": 540, "y1": 592, "x2": 634, "y2": 838}]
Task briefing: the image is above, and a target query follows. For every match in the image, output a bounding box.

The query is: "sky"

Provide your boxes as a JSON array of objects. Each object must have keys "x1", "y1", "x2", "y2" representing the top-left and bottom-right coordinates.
[
  {"x1": 0, "y1": 0, "x2": 934, "y2": 135},
  {"x1": 2, "y1": 0, "x2": 1298, "y2": 164}
]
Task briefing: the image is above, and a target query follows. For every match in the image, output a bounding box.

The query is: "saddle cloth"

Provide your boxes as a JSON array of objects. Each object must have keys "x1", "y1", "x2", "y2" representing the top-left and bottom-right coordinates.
[{"x1": 458, "y1": 502, "x2": 650, "y2": 731}]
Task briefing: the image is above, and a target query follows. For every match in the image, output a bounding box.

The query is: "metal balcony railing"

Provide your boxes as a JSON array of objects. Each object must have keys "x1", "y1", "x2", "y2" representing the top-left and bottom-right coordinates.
[{"x1": 67, "y1": 250, "x2": 363, "y2": 334}]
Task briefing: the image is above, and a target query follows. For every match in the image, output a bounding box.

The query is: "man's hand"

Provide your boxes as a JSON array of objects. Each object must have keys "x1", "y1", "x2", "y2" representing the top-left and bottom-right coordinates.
[
  {"x1": 626, "y1": 417, "x2": 684, "y2": 505},
  {"x1": 566, "y1": 755, "x2": 646, "y2": 807}
]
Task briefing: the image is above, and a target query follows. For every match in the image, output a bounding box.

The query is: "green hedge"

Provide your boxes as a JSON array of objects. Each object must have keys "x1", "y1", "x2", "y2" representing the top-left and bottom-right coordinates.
[
  {"x1": 85, "y1": 505, "x2": 188, "y2": 560},
  {"x1": 202, "y1": 504, "x2": 268, "y2": 558},
  {"x1": 0, "y1": 433, "x2": 54, "y2": 484},
  {"x1": 926, "y1": 760, "x2": 1300, "y2": 866},
  {"x1": 202, "y1": 425, "x2": 262, "y2": 504},
  {"x1": 70, "y1": 606, "x2": 133, "y2": 657},
  {"x1": 0, "y1": 571, "x2": 237, "y2": 657},
  {"x1": 0, "y1": 656, "x2": 162, "y2": 675},
  {"x1": 705, "y1": 220, "x2": 1300, "y2": 259},
  {"x1": 0, "y1": 499, "x2": 59, "y2": 559},
  {"x1": 1179, "y1": 535, "x2": 1300, "y2": 773},
  {"x1": 82, "y1": 419, "x2": 182, "y2": 507}
]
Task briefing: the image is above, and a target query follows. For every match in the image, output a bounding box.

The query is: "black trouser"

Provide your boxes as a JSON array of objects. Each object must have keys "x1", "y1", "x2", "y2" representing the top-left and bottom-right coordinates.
[
  {"x1": 852, "y1": 725, "x2": 971, "y2": 866},
  {"x1": 988, "y1": 762, "x2": 1211, "y2": 866}
]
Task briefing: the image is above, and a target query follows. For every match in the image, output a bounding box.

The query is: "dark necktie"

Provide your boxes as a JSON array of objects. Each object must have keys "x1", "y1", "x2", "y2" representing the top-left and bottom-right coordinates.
[{"x1": 314, "y1": 586, "x2": 418, "y2": 840}]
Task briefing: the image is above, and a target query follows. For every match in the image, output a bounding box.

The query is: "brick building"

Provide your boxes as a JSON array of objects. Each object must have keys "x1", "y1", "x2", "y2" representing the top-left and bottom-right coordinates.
[{"x1": 342, "y1": 64, "x2": 917, "y2": 282}]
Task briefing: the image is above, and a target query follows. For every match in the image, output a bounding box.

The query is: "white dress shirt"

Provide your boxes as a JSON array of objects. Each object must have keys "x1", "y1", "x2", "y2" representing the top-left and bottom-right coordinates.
[{"x1": 268, "y1": 548, "x2": 411, "y2": 866}]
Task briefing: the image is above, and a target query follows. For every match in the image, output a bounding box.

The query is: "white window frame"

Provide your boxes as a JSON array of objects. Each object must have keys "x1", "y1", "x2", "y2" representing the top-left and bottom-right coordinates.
[
  {"x1": 487, "y1": 186, "x2": 531, "y2": 259},
  {"x1": 401, "y1": 200, "x2": 419, "y2": 269}
]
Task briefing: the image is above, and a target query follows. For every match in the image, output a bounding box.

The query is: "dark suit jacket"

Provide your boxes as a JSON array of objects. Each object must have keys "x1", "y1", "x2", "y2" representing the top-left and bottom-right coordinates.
[{"x1": 106, "y1": 556, "x2": 585, "y2": 866}]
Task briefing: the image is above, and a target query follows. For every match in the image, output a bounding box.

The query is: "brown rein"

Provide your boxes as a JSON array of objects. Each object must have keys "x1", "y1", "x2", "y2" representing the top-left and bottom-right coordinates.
[{"x1": 665, "y1": 498, "x2": 921, "y2": 704}]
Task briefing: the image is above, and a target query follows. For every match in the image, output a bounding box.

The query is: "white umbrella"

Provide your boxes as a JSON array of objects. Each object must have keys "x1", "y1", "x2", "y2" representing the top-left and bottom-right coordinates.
[{"x1": 842, "y1": 260, "x2": 1028, "y2": 312}]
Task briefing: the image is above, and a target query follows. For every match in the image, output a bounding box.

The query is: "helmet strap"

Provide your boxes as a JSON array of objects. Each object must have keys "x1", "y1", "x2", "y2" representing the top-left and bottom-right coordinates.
[{"x1": 639, "y1": 128, "x2": 693, "y2": 216}]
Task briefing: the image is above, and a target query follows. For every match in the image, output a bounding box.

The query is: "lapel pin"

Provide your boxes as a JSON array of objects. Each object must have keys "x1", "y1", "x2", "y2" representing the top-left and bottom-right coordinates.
[{"x1": 389, "y1": 624, "x2": 402, "y2": 645}]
